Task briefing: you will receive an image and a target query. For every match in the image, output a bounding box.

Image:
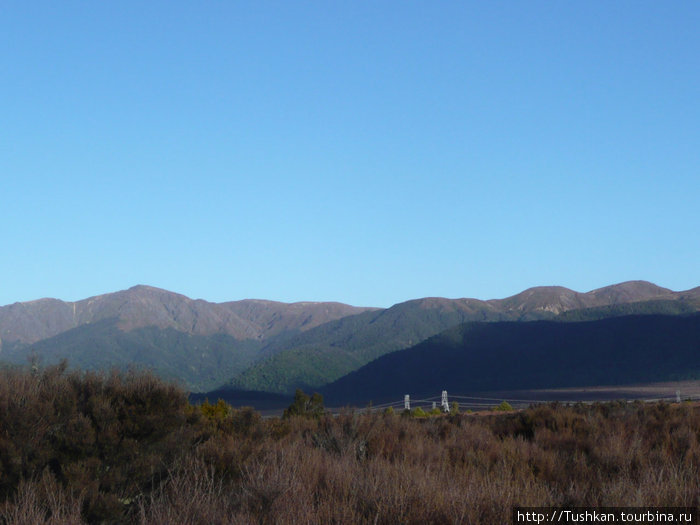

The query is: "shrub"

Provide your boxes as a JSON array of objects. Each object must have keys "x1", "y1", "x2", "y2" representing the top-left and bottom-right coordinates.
[
  {"x1": 412, "y1": 407, "x2": 428, "y2": 418},
  {"x1": 494, "y1": 400, "x2": 514, "y2": 411},
  {"x1": 2, "y1": 365, "x2": 699, "y2": 523},
  {"x1": 200, "y1": 398, "x2": 230, "y2": 421},
  {"x1": 0, "y1": 364, "x2": 199, "y2": 523}
]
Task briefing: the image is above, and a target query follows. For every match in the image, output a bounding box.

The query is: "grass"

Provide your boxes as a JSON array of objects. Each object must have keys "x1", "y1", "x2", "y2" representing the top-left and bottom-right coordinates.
[{"x1": 0, "y1": 365, "x2": 698, "y2": 524}]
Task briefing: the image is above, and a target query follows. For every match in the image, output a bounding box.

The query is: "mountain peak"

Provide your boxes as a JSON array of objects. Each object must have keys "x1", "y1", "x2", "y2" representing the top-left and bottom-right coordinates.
[
  {"x1": 127, "y1": 284, "x2": 167, "y2": 293},
  {"x1": 123, "y1": 284, "x2": 189, "y2": 299},
  {"x1": 586, "y1": 281, "x2": 673, "y2": 304},
  {"x1": 490, "y1": 286, "x2": 580, "y2": 314}
]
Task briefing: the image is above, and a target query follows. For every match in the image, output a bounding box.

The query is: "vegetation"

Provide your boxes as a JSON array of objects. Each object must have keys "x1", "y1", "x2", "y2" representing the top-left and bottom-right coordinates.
[
  {"x1": 4, "y1": 285, "x2": 699, "y2": 397},
  {"x1": 282, "y1": 389, "x2": 325, "y2": 419},
  {"x1": 0, "y1": 285, "x2": 372, "y2": 394},
  {"x1": 555, "y1": 298, "x2": 700, "y2": 322},
  {"x1": 411, "y1": 406, "x2": 428, "y2": 418},
  {"x1": 5, "y1": 319, "x2": 264, "y2": 392},
  {"x1": 229, "y1": 293, "x2": 700, "y2": 395},
  {"x1": 1, "y1": 365, "x2": 699, "y2": 524},
  {"x1": 228, "y1": 302, "x2": 524, "y2": 393},
  {"x1": 493, "y1": 400, "x2": 514, "y2": 411},
  {"x1": 321, "y1": 313, "x2": 700, "y2": 405}
]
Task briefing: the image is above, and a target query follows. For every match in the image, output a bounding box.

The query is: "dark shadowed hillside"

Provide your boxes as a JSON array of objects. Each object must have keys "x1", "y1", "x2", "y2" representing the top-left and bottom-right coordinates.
[
  {"x1": 230, "y1": 282, "x2": 700, "y2": 394},
  {"x1": 556, "y1": 298, "x2": 700, "y2": 322},
  {"x1": 228, "y1": 298, "x2": 525, "y2": 393},
  {"x1": 320, "y1": 313, "x2": 700, "y2": 405}
]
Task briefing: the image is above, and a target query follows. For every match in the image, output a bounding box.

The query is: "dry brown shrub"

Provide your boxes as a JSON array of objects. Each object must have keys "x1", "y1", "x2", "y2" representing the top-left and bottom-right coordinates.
[
  {"x1": 0, "y1": 469, "x2": 84, "y2": 525},
  {"x1": 3, "y1": 365, "x2": 699, "y2": 524}
]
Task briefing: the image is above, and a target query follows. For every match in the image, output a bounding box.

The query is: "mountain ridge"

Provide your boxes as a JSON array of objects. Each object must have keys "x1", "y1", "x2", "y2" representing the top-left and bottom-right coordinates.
[
  {"x1": 2, "y1": 279, "x2": 691, "y2": 344},
  {"x1": 2, "y1": 281, "x2": 698, "y2": 393},
  {"x1": 0, "y1": 285, "x2": 377, "y2": 347}
]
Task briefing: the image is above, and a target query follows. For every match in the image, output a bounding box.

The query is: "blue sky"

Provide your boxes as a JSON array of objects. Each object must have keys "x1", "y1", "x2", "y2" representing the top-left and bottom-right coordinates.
[{"x1": 1, "y1": 2, "x2": 698, "y2": 307}]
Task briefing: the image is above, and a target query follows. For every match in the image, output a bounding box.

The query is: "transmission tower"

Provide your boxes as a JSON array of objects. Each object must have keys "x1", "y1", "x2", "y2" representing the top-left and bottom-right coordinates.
[
  {"x1": 441, "y1": 390, "x2": 449, "y2": 412},
  {"x1": 404, "y1": 394, "x2": 410, "y2": 411}
]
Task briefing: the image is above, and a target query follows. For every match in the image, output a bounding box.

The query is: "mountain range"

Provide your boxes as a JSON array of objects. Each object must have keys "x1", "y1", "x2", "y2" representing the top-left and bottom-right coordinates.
[{"x1": 1, "y1": 281, "x2": 699, "y2": 394}]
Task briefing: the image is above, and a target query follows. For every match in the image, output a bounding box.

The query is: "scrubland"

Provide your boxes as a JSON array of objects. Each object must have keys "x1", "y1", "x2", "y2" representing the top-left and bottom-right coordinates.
[{"x1": 0, "y1": 364, "x2": 698, "y2": 524}]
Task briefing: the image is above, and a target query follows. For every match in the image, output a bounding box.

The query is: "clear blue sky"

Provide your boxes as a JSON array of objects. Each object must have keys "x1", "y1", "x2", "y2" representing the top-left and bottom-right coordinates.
[{"x1": 2, "y1": 2, "x2": 698, "y2": 307}]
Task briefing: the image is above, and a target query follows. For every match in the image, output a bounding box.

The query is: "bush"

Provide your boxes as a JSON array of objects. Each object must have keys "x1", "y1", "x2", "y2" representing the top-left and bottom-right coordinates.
[
  {"x1": 2, "y1": 365, "x2": 699, "y2": 524},
  {"x1": 494, "y1": 400, "x2": 514, "y2": 411},
  {"x1": 0, "y1": 364, "x2": 200, "y2": 523},
  {"x1": 412, "y1": 407, "x2": 428, "y2": 418},
  {"x1": 200, "y1": 398, "x2": 230, "y2": 421}
]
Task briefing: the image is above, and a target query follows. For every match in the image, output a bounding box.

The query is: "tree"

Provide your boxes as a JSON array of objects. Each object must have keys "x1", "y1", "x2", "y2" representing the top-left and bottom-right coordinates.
[{"x1": 283, "y1": 389, "x2": 325, "y2": 419}]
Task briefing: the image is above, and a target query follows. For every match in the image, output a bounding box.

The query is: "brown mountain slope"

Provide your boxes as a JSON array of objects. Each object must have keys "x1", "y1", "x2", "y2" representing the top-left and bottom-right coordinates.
[
  {"x1": 222, "y1": 299, "x2": 380, "y2": 339},
  {"x1": 0, "y1": 299, "x2": 77, "y2": 344},
  {"x1": 488, "y1": 281, "x2": 676, "y2": 316},
  {"x1": 0, "y1": 285, "x2": 376, "y2": 347},
  {"x1": 585, "y1": 281, "x2": 674, "y2": 304}
]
